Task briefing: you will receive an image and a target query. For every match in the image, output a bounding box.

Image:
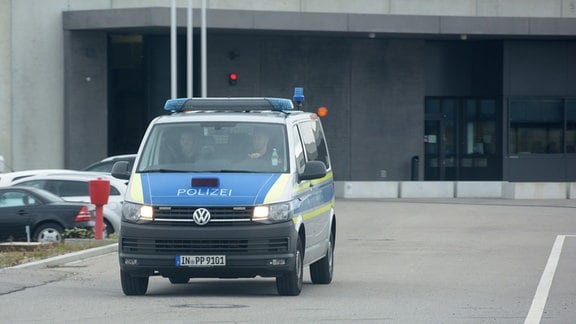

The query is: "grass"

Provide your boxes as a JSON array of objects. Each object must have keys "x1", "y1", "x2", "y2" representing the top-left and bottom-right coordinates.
[{"x1": 0, "y1": 237, "x2": 117, "y2": 269}]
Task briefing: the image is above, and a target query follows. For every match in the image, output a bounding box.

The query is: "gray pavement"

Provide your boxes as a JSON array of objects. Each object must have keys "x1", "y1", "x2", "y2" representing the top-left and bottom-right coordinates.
[
  {"x1": 0, "y1": 198, "x2": 575, "y2": 322},
  {"x1": 0, "y1": 243, "x2": 117, "y2": 296},
  {"x1": 1, "y1": 198, "x2": 574, "y2": 285}
]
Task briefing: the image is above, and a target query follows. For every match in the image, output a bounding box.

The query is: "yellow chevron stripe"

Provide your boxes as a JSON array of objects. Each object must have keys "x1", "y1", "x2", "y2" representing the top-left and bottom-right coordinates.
[
  {"x1": 300, "y1": 200, "x2": 334, "y2": 221},
  {"x1": 129, "y1": 174, "x2": 144, "y2": 203},
  {"x1": 294, "y1": 171, "x2": 333, "y2": 194},
  {"x1": 263, "y1": 174, "x2": 291, "y2": 203}
]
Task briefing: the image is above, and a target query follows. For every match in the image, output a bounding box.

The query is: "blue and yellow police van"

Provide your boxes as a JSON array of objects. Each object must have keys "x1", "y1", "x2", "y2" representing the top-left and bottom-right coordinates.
[{"x1": 111, "y1": 89, "x2": 336, "y2": 296}]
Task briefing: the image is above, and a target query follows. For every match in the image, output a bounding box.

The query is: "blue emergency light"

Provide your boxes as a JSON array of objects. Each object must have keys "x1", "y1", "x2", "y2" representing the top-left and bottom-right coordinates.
[
  {"x1": 293, "y1": 87, "x2": 304, "y2": 104},
  {"x1": 164, "y1": 98, "x2": 189, "y2": 112},
  {"x1": 164, "y1": 97, "x2": 295, "y2": 113}
]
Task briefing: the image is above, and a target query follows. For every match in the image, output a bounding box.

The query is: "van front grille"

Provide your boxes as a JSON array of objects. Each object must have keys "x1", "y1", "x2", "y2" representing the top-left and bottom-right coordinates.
[
  {"x1": 122, "y1": 237, "x2": 289, "y2": 254},
  {"x1": 153, "y1": 206, "x2": 253, "y2": 225}
]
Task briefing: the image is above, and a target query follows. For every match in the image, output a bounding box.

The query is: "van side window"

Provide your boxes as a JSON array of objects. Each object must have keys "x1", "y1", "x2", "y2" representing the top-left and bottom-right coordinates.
[
  {"x1": 292, "y1": 125, "x2": 306, "y2": 174},
  {"x1": 297, "y1": 120, "x2": 330, "y2": 169}
]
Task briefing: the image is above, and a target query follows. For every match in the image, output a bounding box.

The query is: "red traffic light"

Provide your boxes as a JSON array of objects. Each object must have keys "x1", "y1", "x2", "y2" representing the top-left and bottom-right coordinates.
[{"x1": 228, "y1": 72, "x2": 238, "y2": 85}]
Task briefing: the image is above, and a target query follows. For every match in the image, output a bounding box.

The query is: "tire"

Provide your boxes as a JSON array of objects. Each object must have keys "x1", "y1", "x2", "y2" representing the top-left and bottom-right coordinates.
[
  {"x1": 169, "y1": 276, "x2": 189, "y2": 284},
  {"x1": 310, "y1": 229, "x2": 334, "y2": 284},
  {"x1": 276, "y1": 237, "x2": 303, "y2": 296},
  {"x1": 34, "y1": 223, "x2": 64, "y2": 243},
  {"x1": 120, "y1": 270, "x2": 149, "y2": 296}
]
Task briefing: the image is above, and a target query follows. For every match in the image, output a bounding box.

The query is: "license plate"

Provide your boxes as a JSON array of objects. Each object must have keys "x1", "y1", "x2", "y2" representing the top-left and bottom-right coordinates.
[{"x1": 176, "y1": 255, "x2": 226, "y2": 267}]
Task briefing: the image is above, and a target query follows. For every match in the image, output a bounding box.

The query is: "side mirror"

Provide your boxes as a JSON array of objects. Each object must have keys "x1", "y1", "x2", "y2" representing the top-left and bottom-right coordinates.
[
  {"x1": 299, "y1": 161, "x2": 327, "y2": 181},
  {"x1": 111, "y1": 161, "x2": 131, "y2": 180}
]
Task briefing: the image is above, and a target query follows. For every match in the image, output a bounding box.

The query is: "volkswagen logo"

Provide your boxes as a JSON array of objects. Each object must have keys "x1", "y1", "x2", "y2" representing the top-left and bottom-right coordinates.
[{"x1": 192, "y1": 208, "x2": 211, "y2": 225}]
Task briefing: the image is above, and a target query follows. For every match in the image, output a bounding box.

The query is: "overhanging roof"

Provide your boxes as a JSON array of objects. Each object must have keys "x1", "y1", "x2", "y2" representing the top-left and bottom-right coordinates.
[{"x1": 62, "y1": 7, "x2": 576, "y2": 38}]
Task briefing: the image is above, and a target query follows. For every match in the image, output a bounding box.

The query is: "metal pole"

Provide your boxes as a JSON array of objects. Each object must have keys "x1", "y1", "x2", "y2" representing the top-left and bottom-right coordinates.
[
  {"x1": 187, "y1": 0, "x2": 193, "y2": 98},
  {"x1": 201, "y1": 0, "x2": 207, "y2": 97},
  {"x1": 170, "y1": 0, "x2": 177, "y2": 99}
]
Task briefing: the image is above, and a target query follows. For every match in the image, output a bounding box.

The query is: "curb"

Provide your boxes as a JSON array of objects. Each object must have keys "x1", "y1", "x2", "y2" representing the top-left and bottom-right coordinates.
[{"x1": 4, "y1": 243, "x2": 118, "y2": 270}]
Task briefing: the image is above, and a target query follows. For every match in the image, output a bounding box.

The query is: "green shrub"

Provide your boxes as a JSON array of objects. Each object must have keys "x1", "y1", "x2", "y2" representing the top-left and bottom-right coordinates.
[{"x1": 63, "y1": 227, "x2": 95, "y2": 239}]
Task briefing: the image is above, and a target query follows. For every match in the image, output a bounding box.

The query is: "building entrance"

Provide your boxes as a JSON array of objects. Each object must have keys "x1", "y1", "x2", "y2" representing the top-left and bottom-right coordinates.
[{"x1": 424, "y1": 97, "x2": 502, "y2": 180}]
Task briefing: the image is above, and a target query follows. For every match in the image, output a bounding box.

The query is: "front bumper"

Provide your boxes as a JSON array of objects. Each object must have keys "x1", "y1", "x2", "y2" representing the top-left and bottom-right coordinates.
[{"x1": 118, "y1": 220, "x2": 298, "y2": 278}]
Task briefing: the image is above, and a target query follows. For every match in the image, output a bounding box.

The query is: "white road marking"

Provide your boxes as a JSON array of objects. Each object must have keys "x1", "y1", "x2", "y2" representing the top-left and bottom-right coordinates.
[{"x1": 525, "y1": 235, "x2": 575, "y2": 324}]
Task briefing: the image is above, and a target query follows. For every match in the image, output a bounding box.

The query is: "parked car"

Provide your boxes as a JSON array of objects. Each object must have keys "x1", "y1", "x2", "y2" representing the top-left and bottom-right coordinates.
[
  {"x1": 0, "y1": 169, "x2": 85, "y2": 187},
  {"x1": 0, "y1": 186, "x2": 95, "y2": 243},
  {"x1": 82, "y1": 154, "x2": 136, "y2": 173},
  {"x1": 11, "y1": 173, "x2": 127, "y2": 235}
]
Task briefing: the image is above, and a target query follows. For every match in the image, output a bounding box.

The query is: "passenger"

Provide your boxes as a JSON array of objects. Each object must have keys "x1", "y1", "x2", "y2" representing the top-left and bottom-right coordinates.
[
  {"x1": 175, "y1": 129, "x2": 200, "y2": 163},
  {"x1": 247, "y1": 129, "x2": 271, "y2": 160}
]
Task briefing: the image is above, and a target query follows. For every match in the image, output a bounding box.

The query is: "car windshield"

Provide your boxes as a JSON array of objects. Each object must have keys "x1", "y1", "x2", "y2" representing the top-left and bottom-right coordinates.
[{"x1": 136, "y1": 122, "x2": 289, "y2": 173}]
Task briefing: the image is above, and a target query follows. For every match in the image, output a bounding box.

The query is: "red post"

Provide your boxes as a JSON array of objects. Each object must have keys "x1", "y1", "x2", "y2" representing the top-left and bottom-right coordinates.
[{"x1": 89, "y1": 178, "x2": 110, "y2": 240}]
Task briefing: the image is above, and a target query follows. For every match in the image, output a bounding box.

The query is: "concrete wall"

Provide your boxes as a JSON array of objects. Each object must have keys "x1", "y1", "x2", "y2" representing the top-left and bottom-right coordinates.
[
  {"x1": 503, "y1": 182, "x2": 569, "y2": 199},
  {"x1": 203, "y1": 35, "x2": 424, "y2": 181},
  {"x1": 502, "y1": 41, "x2": 576, "y2": 182},
  {"x1": 5, "y1": 0, "x2": 576, "y2": 173},
  {"x1": 64, "y1": 31, "x2": 108, "y2": 169},
  {"x1": 352, "y1": 39, "x2": 425, "y2": 180},
  {"x1": 0, "y1": 0, "x2": 12, "y2": 172},
  {"x1": 6, "y1": 0, "x2": 114, "y2": 171},
  {"x1": 425, "y1": 41, "x2": 503, "y2": 97},
  {"x1": 336, "y1": 181, "x2": 576, "y2": 199},
  {"x1": 504, "y1": 41, "x2": 576, "y2": 97},
  {"x1": 10, "y1": 0, "x2": 70, "y2": 170}
]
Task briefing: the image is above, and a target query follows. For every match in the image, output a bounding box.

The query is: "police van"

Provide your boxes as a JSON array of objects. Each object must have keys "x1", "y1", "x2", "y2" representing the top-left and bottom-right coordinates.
[{"x1": 111, "y1": 89, "x2": 336, "y2": 296}]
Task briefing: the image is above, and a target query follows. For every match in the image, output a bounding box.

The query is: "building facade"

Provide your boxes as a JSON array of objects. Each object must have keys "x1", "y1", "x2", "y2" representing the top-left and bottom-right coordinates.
[{"x1": 1, "y1": 0, "x2": 576, "y2": 181}]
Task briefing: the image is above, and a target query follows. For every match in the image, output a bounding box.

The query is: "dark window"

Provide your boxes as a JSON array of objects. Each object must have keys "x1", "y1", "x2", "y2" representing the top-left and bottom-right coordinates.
[
  {"x1": 292, "y1": 126, "x2": 306, "y2": 174},
  {"x1": 567, "y1": 100, "x2": 576, "y2": 153},
  {"x1": 15, "y1": 180, "x2": 46, "y2": 190},
  {"x1": 297, "y1": 120, "x2": 330, "y2": 169},
  {"x1": 464, "y1": 99, "x2": 497, "y2": 155},
  {"x1": 51, "y1": 180, "x2": 90, "y2": 197},
  {"x1": 0, "y1": 191, "x2": 38, "y2": 207},
  {"x1": 509, "y1": 99, "x2": 563, "y2": 154},
  {"x1": 85, "y1": 162, "x2": 114, "y2": 173},
  {"x1": 110, "y1": 186, "x2": 122, "y2": 196},
  {"x1": 0, "y1": 191, "x2": 27, "y2": 207},
  {"x1": 138, "y1": 122, "x2": 288, "y2": 173}
]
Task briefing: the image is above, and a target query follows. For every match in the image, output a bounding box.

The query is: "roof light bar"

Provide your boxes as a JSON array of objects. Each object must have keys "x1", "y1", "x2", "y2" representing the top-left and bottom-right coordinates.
[{"x1": 164, "y1": 97, "x2": 295, "y2": 112}]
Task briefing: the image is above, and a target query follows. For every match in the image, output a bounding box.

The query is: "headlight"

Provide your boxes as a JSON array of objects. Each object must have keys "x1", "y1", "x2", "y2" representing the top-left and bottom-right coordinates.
[
  {"x1": 122, "y1": 202, "x2": 154, "y2": 223},
  {"x1": 253, "y1": 202, "x2": 293, "y2": 224}
]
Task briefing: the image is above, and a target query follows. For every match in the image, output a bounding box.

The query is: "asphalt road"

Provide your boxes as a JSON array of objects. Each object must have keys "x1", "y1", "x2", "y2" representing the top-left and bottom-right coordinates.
[{"x1": 1, "y1": 198, "x2": 575, "y2": 323}]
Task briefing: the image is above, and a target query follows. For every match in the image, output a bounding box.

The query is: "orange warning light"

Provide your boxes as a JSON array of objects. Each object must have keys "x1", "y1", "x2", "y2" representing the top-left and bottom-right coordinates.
[{"x1": 317, "y1": 106, "x2": 328, "y2": 117}]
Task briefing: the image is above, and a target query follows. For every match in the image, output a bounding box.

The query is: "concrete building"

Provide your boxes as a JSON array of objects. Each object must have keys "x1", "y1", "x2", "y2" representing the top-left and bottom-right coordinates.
[{"x1": 1, "y1": 0, "x2": 576, "y2": 184}]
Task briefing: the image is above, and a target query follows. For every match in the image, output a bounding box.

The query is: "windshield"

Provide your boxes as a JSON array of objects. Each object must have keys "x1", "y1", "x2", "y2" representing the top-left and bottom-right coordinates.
[{"x1": 136, "y1": 122, "x2": 289, "y2": 173}]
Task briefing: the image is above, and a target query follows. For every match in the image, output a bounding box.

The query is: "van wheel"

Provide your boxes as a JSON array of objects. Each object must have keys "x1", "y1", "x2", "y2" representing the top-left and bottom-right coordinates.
[
  {"x1": 120, "y1": 270, "x2": 149, "y2": 296},
  {"x1": 276, "y1": 237, "x2": 303, "y2": 296},
  {"x1": 310, "y1": 229, "x2": 334, "y2": 284},
  {"x1": 169, "y1": 276, "x2": 189, "y2": 284}
]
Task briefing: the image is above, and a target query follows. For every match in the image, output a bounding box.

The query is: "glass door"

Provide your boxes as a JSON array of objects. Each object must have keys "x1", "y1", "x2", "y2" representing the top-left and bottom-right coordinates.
[
  {"x1": 425, "y1": 98, "x2": 501, "y2": 180},
  {"x1": 424, "y1": 99, "x2": 458, "y2": 180}
]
